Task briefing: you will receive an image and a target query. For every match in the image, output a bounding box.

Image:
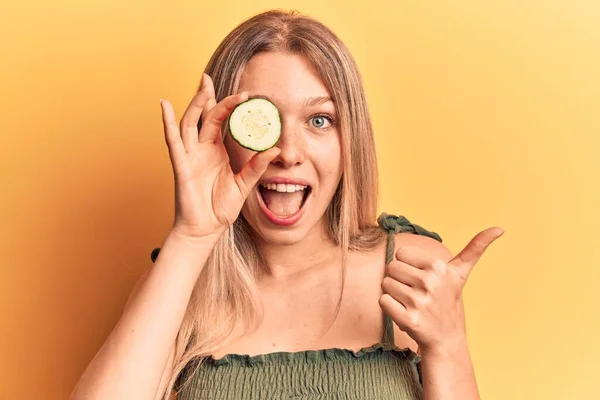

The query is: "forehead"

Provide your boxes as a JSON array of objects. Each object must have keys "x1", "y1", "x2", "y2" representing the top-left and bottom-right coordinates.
[{"x1": 238, "y1": 52, "x2": 331, "y2": 107}]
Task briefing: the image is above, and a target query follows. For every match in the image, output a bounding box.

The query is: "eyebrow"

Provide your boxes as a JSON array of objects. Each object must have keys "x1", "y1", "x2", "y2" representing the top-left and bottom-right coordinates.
[
  {"x1": 247, "y1": 94, "x2": 334, "y2": 108},
  {"x1": 304, "y1": 96, "x2": 334, "y2": 107}
]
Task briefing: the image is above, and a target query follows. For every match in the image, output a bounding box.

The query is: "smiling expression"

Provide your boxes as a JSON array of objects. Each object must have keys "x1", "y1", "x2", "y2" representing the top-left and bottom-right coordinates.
[{"x1": 224, "y1": 52, "x2": 343, "y2": 245}]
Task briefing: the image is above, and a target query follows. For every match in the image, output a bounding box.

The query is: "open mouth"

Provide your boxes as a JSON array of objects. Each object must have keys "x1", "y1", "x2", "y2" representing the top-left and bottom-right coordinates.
[{"x1": 258, "y1": 183, "x2": 312, "y2": 220}]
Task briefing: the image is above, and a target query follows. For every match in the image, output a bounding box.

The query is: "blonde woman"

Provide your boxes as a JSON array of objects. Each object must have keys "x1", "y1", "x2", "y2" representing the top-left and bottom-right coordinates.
[{"x1": 72, "y1": 10, "x2": 503, "y2": 400}]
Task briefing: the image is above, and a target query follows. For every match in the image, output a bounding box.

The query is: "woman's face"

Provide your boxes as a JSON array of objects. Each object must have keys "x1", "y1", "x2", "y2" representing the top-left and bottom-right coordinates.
[{"x1": 224, "y1": 52, "x2": 343, "y2": 245}]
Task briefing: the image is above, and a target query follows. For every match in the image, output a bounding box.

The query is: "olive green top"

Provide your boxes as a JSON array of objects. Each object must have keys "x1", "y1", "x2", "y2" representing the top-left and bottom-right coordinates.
[{"x1": 150, "y1": 213, "x2": 443, "y2": 399}]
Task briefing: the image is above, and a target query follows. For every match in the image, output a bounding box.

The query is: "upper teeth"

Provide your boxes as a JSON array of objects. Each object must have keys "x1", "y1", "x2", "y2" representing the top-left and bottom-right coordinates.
[{"x1": 261, "y1": 183, "x2": 307, "y2": 193}]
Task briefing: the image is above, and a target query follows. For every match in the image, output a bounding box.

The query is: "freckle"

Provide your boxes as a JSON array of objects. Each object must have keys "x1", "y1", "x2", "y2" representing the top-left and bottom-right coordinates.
[{"x1": 272, "y1": 343, "x2": 277, "y2": 347}]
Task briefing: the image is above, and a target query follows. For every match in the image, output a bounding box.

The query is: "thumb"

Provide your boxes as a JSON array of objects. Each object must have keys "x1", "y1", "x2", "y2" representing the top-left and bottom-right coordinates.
[
  {"x1": 449, "y1": 227, "x2": 505, "y2": 281},
  {"x1": 236, "y1": 147, "x2": 281, "y2": 196}
]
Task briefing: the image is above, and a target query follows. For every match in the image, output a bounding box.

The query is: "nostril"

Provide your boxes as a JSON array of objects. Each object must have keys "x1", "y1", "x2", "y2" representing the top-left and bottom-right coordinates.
[{"x1": 271, "y1": 147, "x2": 304, "y2": 167}]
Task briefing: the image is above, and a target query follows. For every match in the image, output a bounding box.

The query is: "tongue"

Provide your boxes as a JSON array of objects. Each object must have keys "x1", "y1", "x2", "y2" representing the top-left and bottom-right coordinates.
[{"x1": 262, "y1": 190, "x2": 304, "y2": 217}]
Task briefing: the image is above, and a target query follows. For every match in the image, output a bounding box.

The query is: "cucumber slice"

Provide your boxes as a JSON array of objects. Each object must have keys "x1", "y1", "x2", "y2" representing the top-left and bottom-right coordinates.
[{"x1": 229, "y1": 98, "x2": 281, "y2": 151}]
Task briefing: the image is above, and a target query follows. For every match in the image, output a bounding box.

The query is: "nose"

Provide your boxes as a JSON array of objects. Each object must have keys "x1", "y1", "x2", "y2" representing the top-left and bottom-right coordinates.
[{"x1": 271, "y1": 122, "x2": 306, "y2": 168}]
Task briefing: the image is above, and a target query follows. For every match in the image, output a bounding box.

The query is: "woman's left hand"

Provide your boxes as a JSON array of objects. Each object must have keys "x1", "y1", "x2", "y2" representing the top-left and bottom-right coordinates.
[{"x1": 379, "y1": 227, "x2": 505, "y2": 354}]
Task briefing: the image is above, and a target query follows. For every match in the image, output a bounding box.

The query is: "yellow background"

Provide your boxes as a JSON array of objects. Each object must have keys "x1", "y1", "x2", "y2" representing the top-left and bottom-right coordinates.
[{"x1": 1, "y1": 1, "x2": 599, "y2": 399}]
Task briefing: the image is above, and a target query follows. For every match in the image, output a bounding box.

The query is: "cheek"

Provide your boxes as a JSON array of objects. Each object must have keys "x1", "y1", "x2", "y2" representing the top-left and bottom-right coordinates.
[{"x1": 314, "y1": 134, "x2": 343, "y2": 180}]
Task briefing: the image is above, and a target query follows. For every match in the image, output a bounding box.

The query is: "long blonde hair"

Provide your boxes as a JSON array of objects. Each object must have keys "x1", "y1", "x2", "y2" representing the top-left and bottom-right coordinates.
[{"x1": 163, "y1": 9, "x2": 387, "y2": 399}]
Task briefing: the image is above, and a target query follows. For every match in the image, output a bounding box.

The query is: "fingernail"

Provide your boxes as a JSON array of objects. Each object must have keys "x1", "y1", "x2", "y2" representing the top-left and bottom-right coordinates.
[{"x1": 160, "y1": 98, "x2": 163, "y2": 103}]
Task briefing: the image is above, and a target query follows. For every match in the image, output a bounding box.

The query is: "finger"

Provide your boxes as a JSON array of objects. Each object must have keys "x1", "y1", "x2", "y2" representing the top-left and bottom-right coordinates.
[
  {"x1": 234, "y1": 146, "x2": 281, "y2": 198},
  {"x1": 385, "y1": 260, "x2": 423, "y2": 287},
  {"x1": 379, "y1": 294, "x2": 410, "y2": 331},
  {"x1": 197, "y1": 74, "x2": 217, "y2": 133},
  {"x1": 199, "y1": 95, "x2": 217, "y2": 130},
  {"x1": 381, "y1": 276, "x2": 416, "y2": 308},
  {"x1": 199, "y1": 91, "x2": 248, "y2": 144},
  {"x1": 450, "y1": 227, "x2": 505, "y2": 279},
  {"x1": 180, "y1": 76, "x2": 212, "y2": 152},
  {"x1": 395, "y1": 246, "x2": 444, "y2": 271},
  {"x1": 160, "y1": 99, "x2": 187, "y2": 164}
]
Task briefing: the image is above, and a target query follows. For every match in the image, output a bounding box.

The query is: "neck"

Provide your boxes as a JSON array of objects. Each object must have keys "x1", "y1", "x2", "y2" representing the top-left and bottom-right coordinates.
[{"x1": 252, "y1": 220, "x2": 342, "y2": 279}]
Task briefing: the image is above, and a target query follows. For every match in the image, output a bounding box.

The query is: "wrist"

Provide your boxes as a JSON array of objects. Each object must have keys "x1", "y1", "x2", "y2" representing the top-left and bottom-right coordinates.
[
  {"x1": 419, "y1": 334, "x2": 470, "y2": 360},
  {"x1": 150, "y1": 228, "x2": 222, "y2": 271},
  {"x1": 169, "y1": 226, "x2": 224, "y2": 247}
]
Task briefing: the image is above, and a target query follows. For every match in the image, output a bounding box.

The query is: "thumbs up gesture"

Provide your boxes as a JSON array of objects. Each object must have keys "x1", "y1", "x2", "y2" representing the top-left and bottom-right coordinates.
[{"x1": 379, "y1": 227, "x2": 505, "y2": 353}]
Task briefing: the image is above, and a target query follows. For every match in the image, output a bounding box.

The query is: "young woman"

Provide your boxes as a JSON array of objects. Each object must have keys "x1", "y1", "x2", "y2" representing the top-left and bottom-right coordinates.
[{"x1": 71, "y1": 10, "x2": 503, "y2": 400}]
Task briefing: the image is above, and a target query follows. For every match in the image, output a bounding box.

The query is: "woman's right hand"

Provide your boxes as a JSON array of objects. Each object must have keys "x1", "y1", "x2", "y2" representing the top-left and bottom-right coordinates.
[{"x1": 160, "y1": 73, "x2": 280, "y2": 240}]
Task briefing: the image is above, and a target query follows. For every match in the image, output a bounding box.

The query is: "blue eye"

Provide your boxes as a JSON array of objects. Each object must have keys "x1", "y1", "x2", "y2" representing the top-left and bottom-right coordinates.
[{"x1": 309, "y1": 115, "x2": 334, "y2": 129}]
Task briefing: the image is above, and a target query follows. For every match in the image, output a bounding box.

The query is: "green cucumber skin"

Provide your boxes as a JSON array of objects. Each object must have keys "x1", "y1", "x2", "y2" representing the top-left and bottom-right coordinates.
[
  {"x1": 231, "y1": 136, "x2": 278, "y2": 152},
  {"x1": 228, "y1": 98, "x2": 281, "y2": 152}
]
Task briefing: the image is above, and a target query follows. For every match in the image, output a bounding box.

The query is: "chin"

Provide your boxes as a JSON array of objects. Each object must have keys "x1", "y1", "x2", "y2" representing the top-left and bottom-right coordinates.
[{"x1": 253, "y1": 227, "x2": 311, "y2": 246}]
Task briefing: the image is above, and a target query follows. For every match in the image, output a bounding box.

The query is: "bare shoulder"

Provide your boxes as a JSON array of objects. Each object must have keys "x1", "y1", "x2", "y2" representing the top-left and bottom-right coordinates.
[
  {"x1": 349, "y1": 231, "x2": 452, "y2": 278},
  {"x1": 345, "y1": 231, "x2": 454, "y2": 353},
  {"x1": 392, "y1": 232, "x2": 453, "y2": 262}
]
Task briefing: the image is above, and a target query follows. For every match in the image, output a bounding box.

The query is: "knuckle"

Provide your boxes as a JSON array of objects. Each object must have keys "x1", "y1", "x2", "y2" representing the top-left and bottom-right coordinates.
[
  {"x1": 197, "y1": 87, "x2": 212, "y2": 103},
  {"x1": 379, "y1": 293, "x2": 392, "y2": 309},
  {"x1": 381, "y1": 276, "x2": 394, "y2": 291},
  {"x1": 183, "y1": 92, "x2": 210, "y2": 123},
  {"x1": 248, "y1": 156, "x2": 262, "y2": 174},
  {"x1": 164, "y1": 119, "x2": 178, "y2": 133},
  {"x1": 179, "y1": 116, "x2": 188, "y2": 128},
  {"x1": 431, "y1": 258, "x2": 447, "y2": 274},
  {"x1": 420, "y1": 294, "x2": 432, "y2": 308},
  {"x1": 473, "y1": 237, "x2": 487, "y2": 250},
  {"x1": 384, "y1": 262, "x2": 395, "y2": 277},
  {"x1": 394, "y1": 247, "x2": 406, "y2": 259},
  {"x1": 408, "y1": 312, "x2": 421, "y2": 329},
  {"x1": 421, "y1": 272, "x2": 438, "y2": 291},
  {"x1": 412, "y1": 294, "x2": 425, "y2": 309},
  {"x1": 208, "y1": 109, "x2": 223, "y2": 127},
  {"x1": 190, "y1": 100, "x2": 206, "y2": 116}
]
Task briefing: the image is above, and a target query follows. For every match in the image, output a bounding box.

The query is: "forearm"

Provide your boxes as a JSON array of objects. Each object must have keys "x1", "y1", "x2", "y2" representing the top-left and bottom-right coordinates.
[
  {"x1": 71, "y1": 230, "x2": 219, "y2": 400},
  {"x1": 420, "y1": 337, "x2": 480, "y2": 400}
]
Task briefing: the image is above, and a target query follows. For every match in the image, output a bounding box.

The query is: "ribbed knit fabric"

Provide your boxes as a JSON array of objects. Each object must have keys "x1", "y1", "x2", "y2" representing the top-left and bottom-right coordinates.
[{"x1": 165, "y1": 213, "x2": 443, "y2": 400}]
